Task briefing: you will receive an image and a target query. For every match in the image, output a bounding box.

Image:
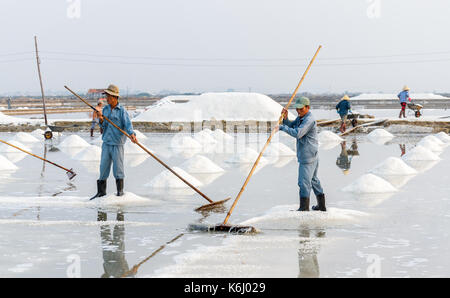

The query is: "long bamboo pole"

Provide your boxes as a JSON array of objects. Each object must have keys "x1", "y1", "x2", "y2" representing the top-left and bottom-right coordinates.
[
  {"x1": 34, "y1": 36, "x2": 48, "y2": 127},
  {"x1": 222, "y1": 45, "x2": 322, "y2": 225}
]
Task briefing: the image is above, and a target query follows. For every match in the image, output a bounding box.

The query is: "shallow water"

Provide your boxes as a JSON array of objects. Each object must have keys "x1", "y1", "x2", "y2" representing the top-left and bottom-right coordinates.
[{"x1": 0, "y1": 129, "x2": 449, "y2": 277}]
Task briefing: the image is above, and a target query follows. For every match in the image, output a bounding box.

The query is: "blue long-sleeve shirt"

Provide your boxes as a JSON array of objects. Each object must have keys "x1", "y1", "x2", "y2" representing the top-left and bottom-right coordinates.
[
  {"x1": 336, "y1": 100, "x2": 351, "y2": 116},
  {"x1": 279, "y1": 111, "x2": 319, "y2": 164},
  {"x1": 100, "y1": 103, "x2": 135, "y2": 145},
  {"x1": 398, "y1": 90, "x2": 410, "y2": 103}
]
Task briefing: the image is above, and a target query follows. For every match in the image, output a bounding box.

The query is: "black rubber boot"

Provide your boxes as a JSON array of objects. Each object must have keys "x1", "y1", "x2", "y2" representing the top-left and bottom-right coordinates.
[
  {"x1": 90, "y1": 180, "x2": 106, "y2": 200},
  {"x1": 312, "y1": 193, "x2": 327, "y2": 211},
  {"x1": 90, "y1": 129, "x2": 94, "y2": 137},
  {"x1": 116, "y1": 179, "x2": 124, "y2": 196},
  {"x1": 297, "y1": 197, "x2": 310, "y2": 211}
]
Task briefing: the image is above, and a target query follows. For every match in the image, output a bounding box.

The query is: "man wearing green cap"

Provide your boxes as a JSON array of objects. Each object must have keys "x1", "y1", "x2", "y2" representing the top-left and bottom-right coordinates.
[
  {"x1": 278, "y1": 96, "x2": 326, "y2": 212},
  {"x1": 90, "y1": 84, "x2": 138, "y2": 200}
]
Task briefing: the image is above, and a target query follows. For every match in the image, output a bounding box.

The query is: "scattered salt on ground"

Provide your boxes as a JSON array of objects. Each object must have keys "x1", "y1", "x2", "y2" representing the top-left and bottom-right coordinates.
[
  {"x1": 58, "y1": 135, "x2": 90, "y2": 148},
  {"x1": 0, "y1": 111, "x2": 38, "y2": 125},
  {"x1": 73, "y1": 145, "x2": 101, "y2": 161},
  {"x1": 402, "y1": 145, "x2": 440, "y2": 161},
  {"x1": 146, "y1": 167, "x2": 203, "y2": 189},
  {"x1": 210, "y1": 129, "x2": 234, "y2": 142},
  {"x1": 0, "y1": 140, "x2": 31, "y2": 153},
  {"x1": 179, "y1": 155, "x2": 225, "y2": 174},
  {"x1": 133, "y1": 130, "x2": 147, "y2": 140},
  {"x1": 0, "y1": 155, "x2": 19, "y2": 170},
  {"x1": 342, "y1": 173, "x2": 397, "y2": 193},
  {"x1": 416, "y1": 138, "x2": 443, "y2": 152},
  {"x1": 369, "y1": 157, "x2": 417, "y2": 176},
  {"x1": 263, "y1": 142, "x2": 296, "y2": 157},
  {"x1": 367, "y1": 128, "x2": 394, "y2": 139},
  {"x1": 318, "y1": 130, "x2": 343, "y2": 143},
  {"x1": 134, "y1": 92, "x2": 295, "y2": 122},
  {"x1": 10, "y1": 132, "x2": 39, "y2": 144},
  {"x1": 94, "y1": 192, "x2": 155, "y2": 207},
  {"x1": 240, "y1": 205, "x2": 369, "y2": 229},
  {"x1": 170, "y1": 134, "x2": 202, "y2": 149},
  {"x1": 225, "y1": 147, "x2": 268, "y2": 164},
  {"x1": 193, "y1": 130, "x2": 217, "y2": 145},
  {"x1": 435, "y1": 132, "x2": 450, "y2": 143}
]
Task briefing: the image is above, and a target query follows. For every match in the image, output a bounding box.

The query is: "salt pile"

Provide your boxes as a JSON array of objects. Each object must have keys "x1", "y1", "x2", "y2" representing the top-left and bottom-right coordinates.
[
  {"x1": 133, "y1": 130, "x2": 147, "y2": 140},
  {"x1": 342, "y1": 173, "x2": 397, "y2": 193},
  {"x1": 94, "y1": 192, "x2": 155, "y2": 207},
  {"x1": 179, "y1": 155, "x2": 225, "y2": 174},
  {"x1": 369, "y1": 157, "x2": 417, "y2": 176},
  {"x1": 10, "y1": 132, "x2": 39, "y2": 144},
  {"x1": 170, "y1": 134, "x2": 202, "y2": 149},
  {"x1": 0, "y1": 155, "x2": 19, "y2": 171},
  {"x1": 58, "y1": 135, "x2": 90, "y2": 148},
  {"x1": 263, "y1": 142, "x2": 296, "y2": 157},
  {"x1": 0, "y1": 140, "x2": 31, "y2": 153},
  {"x1": 225, "y1": 147, "x2": 267, "y2": 164},
  {"x1": 210, "y1": 129, "x2": 233, "y2": 142},
  {"x1": 402, "y1": 145, "x2": 440, "y2": 161},
  {"x1": 367, "y1": 129, "x2": 394, "y2": 139},
  {"x1": 146, "y1": 167, "x2": 203, "y2": 189},
  {"x1": 134, "y1": 92, "x2": 295, "y2": 122},
  {"x1": 193, "y1": 130, "x2": 217, "y2": 145},
  {"x1": 73, "y1": 145, "x2": 101, "y2": 161},
  {"x1": 125, "y1": 141, "x2": 151, "y2": 154},
  {"x1": 435, "y1": 132, "x2": 450, "y2": 143},
  {"x1": 30, "y1": 129, "x2": 45, "y2": 138},
  {"x1": 318, "y1": 130, "x2": 343, "y2": 143},
  {"x1": 421, "y1": 135, "x2": 446, "y2": 147},
  {"x1": 416, "y1": 138, "x2": 443, "y2": 153}
]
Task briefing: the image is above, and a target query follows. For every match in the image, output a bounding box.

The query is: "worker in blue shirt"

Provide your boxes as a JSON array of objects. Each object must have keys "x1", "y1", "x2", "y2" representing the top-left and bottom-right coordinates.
[
  {"x1": 397, "y1": 85, "x2": 411, "y2": 118},
  {"x1": 278, "y1": 97, "x2": 326, "y2": 212},
  {"x1": 90, "y1": 84, "x2": 138, "y2": 200},
  {"x1": 336, "y1": 95, "x2": 352, "y2": 133}
]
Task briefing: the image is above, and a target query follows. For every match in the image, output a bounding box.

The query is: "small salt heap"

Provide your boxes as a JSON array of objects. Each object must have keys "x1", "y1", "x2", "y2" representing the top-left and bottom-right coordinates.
[
  {"x1": 435, "y1": 132, "x2": 450, "y2": 143},
  {"x1": 179, "y1": 155, "x2": 225, "y2": 174},
  {"x1": 10, "y1": 132, "x2": 39, "y2": 144},
  {"x1": 73, "y1": 145, "x2": 102, "y2": 161},
  {"x1": 367, "y1": 129, "x2": 394, "y2": 139},
  {"x1": 170, "y1": 134, "x2": 202, "y2": 149},
  {"x1": 225, "y1": 147, "x2": 267, "y2": 164},
  {"x1": 133, "y1": 130, "x2": 148, "y2": 140},
  {"x1": 342, "y1": 173, "x2": 397, "y2": 193},
  {"x1": 369, "y1": 157, "x2": 417, "y2": 176},
  {"x1": 125, "y1": 141, "x2": 151, "y2": 154},
  {"x1": 193, "y1": 130, "x2": 217, "y2": 145},
  {"x1": 58, "y1": 135, "x2": 90, "y2": 148},
  {"x1": 318, "y1": 130, "x2": 343, "y2": 143},
  {"x1": 210, "y1": 129, "x2": 233, "y2": 142},
  {"x1": 402, "y1": 145, "x2": 440, "y2": 161},
  {"x1": 263, "y1": 142, "x2": 296, "y2": 157},
  {"x1": 146, "y1": 167, "x2": 203, "y2": 189},
  {"x1": 416, "y1": 136, "x2": 444, "y2": 152},
  {"x1": 0, "y1": 140, "x2": 31, "y2": 153},
  {"x1": 0, "y1": 154, "x2": 19, "y2": 170},
  {"x1": 30, "y1": 129, "x2": 45, "y2": 138}
]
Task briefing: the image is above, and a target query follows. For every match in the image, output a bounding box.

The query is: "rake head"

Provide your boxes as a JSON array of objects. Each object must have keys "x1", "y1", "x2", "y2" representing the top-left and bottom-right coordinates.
[
  {"x1": 66, "y1": 169, "x2": 77, "y2": 180},
  {"x1": 187, "y1": 223, "x2": 257, "y2": 234}
]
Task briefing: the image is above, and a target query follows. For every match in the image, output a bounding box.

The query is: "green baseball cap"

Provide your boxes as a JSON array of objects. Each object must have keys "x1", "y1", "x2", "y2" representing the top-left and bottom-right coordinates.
[{"x1": 292, "y1": 96, "x2": 310, "y2": 109}]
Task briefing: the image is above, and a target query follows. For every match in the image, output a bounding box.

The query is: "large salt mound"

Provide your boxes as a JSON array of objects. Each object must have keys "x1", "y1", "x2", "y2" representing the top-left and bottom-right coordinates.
[
  {"x1": 416, "y1": 139, "x2": 443, "y2": 153},
  {"x1": 240, "y1": 205, "x2": 369, "y2": 229},
  {"x1": 318, "y1": 130, "x2": 343, "y2": 143},
  {"x1": 210, "y1": 129, "x2": 233, "y2": 142},
  {"x1": 435, "y1": 132, "x2": 450, "y2": 143},
  {"x1": 0, "y1": 140, "x2": 31, "y2": 153},
  {"x1": 369, "y1": 157, "x2": 417, "y2": 176},
  {"x1": 73, "y1": 145, "x2": 101, "y2": 161},
  {"x1": 170, "y1": 134, "x2": 202, "y2": 149},
  {"x1": 0, "y1": 154, "x2": 19, "y2": 171},
  {"x1": 146, "y1": 167, "x2": 203, "y2": 189},
  {"x1": 367, "y1": 128, "x2": 394, "y2": 139},
  {"x1": 225, "y1": 147, "x2": 267, "y2": 164},
  {"x1": 421, "y1": 135, "x2": 446, "y2": 147},
  {"x1": 342, "y1": 173, "x2": 397, "y2": 193},
  {"x1": 179, "y1": 155, "x2": 225, "y2": 174},
  {"x1": 134, "y1": 92, "x2": 295, "y2": 122},
  {"x1": 402, "y1": 145, "x2": 440, "y2": 161},
  {"x1": 10, "y1": 132, "x2": 39, "y2": 143},
  {"x1": 263, "y1": 142, "x2": 296, "y2": 157},
  {"x1": 58, "y1": 135, "x2": 90, "y2": 148},
  {"x1": 193, "y1": 130, "x2": 217, "y2": 145}
]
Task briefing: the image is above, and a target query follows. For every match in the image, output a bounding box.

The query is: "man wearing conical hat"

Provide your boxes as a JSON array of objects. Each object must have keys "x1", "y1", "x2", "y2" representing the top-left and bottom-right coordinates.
[
  {"x1": 397, "y1": 85, "x2": 411, "y2": 118},
  {"x1": 90, "y1": 84, "x2": 138, "y2": 200},
  {"x1": 278, "y1": 97, "x2": 327, "y2": 212},
  {"x1": 335, "y1": 95, "x2": 352, "y2": 133}
]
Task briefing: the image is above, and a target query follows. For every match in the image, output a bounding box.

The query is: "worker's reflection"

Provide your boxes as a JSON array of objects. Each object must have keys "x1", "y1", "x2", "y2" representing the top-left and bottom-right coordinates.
[
  {"x1": 399, "y1": 144, "x2": 406, "y2": 157},
  {"x1": 336, "y1": 140, "x2": 359, "y2": 175},
  {"x1": 297, "y1": 228, "x2": 325, "y2": 278},
  {"x1": 97, "y1": 210, "x2": 133, "y2": 278}
]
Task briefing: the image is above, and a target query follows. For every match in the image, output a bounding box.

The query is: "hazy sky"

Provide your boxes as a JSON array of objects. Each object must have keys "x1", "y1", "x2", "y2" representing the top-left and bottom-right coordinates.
[{"x1": 1, "y1": 0, "x2": 450, "y2": 95}]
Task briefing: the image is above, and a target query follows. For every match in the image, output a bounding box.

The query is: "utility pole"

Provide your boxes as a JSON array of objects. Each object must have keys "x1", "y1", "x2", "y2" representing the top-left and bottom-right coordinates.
[{"x1": 34, "y1": 36, "x2": 48, "y2": 126}]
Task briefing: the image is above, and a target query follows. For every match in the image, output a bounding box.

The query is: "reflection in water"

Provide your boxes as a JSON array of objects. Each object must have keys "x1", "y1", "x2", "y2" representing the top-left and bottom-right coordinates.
[
  {"x1": 336, "y1": 139, "x2": 359, "y2": 175},
  {"x1": 98, "y1": 211, "x2": 133, "y2": 278},
  {"x1": 297, "y1": 228, "x2": 324, "y2": 278},
  {"x1": 399, "y1": 144, "x2": 406, "y2": 157}
]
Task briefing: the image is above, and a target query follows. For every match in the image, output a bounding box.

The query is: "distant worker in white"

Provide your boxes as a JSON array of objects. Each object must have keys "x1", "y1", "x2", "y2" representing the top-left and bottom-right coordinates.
[
  {"x1": 278, "y1": 97, "x2": 326, "y2": 212},
  {"x1": 397, "y1": 85, "x2": 411, "y2": 118}
]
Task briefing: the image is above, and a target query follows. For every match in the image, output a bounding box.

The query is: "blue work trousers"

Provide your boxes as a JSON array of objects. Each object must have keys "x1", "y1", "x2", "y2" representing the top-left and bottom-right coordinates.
[
  {"x1": 298, "y1": 159, "x2": 323, "y2": 199},
  {"x1": 99, "y1": 143, "x2": 125, "y2": 180}
]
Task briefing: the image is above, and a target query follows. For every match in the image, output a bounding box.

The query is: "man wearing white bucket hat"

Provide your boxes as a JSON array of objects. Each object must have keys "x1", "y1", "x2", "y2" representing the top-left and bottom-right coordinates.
[
  {"x1": 397, "y1": 86, "x2": 411, "y2": 118},
  {"x1": 90, "y1": 84, "x2": 138, "y2": 200},
  {"x1": 278, "y1": 96, "x2": 326, "y2": 212}
]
